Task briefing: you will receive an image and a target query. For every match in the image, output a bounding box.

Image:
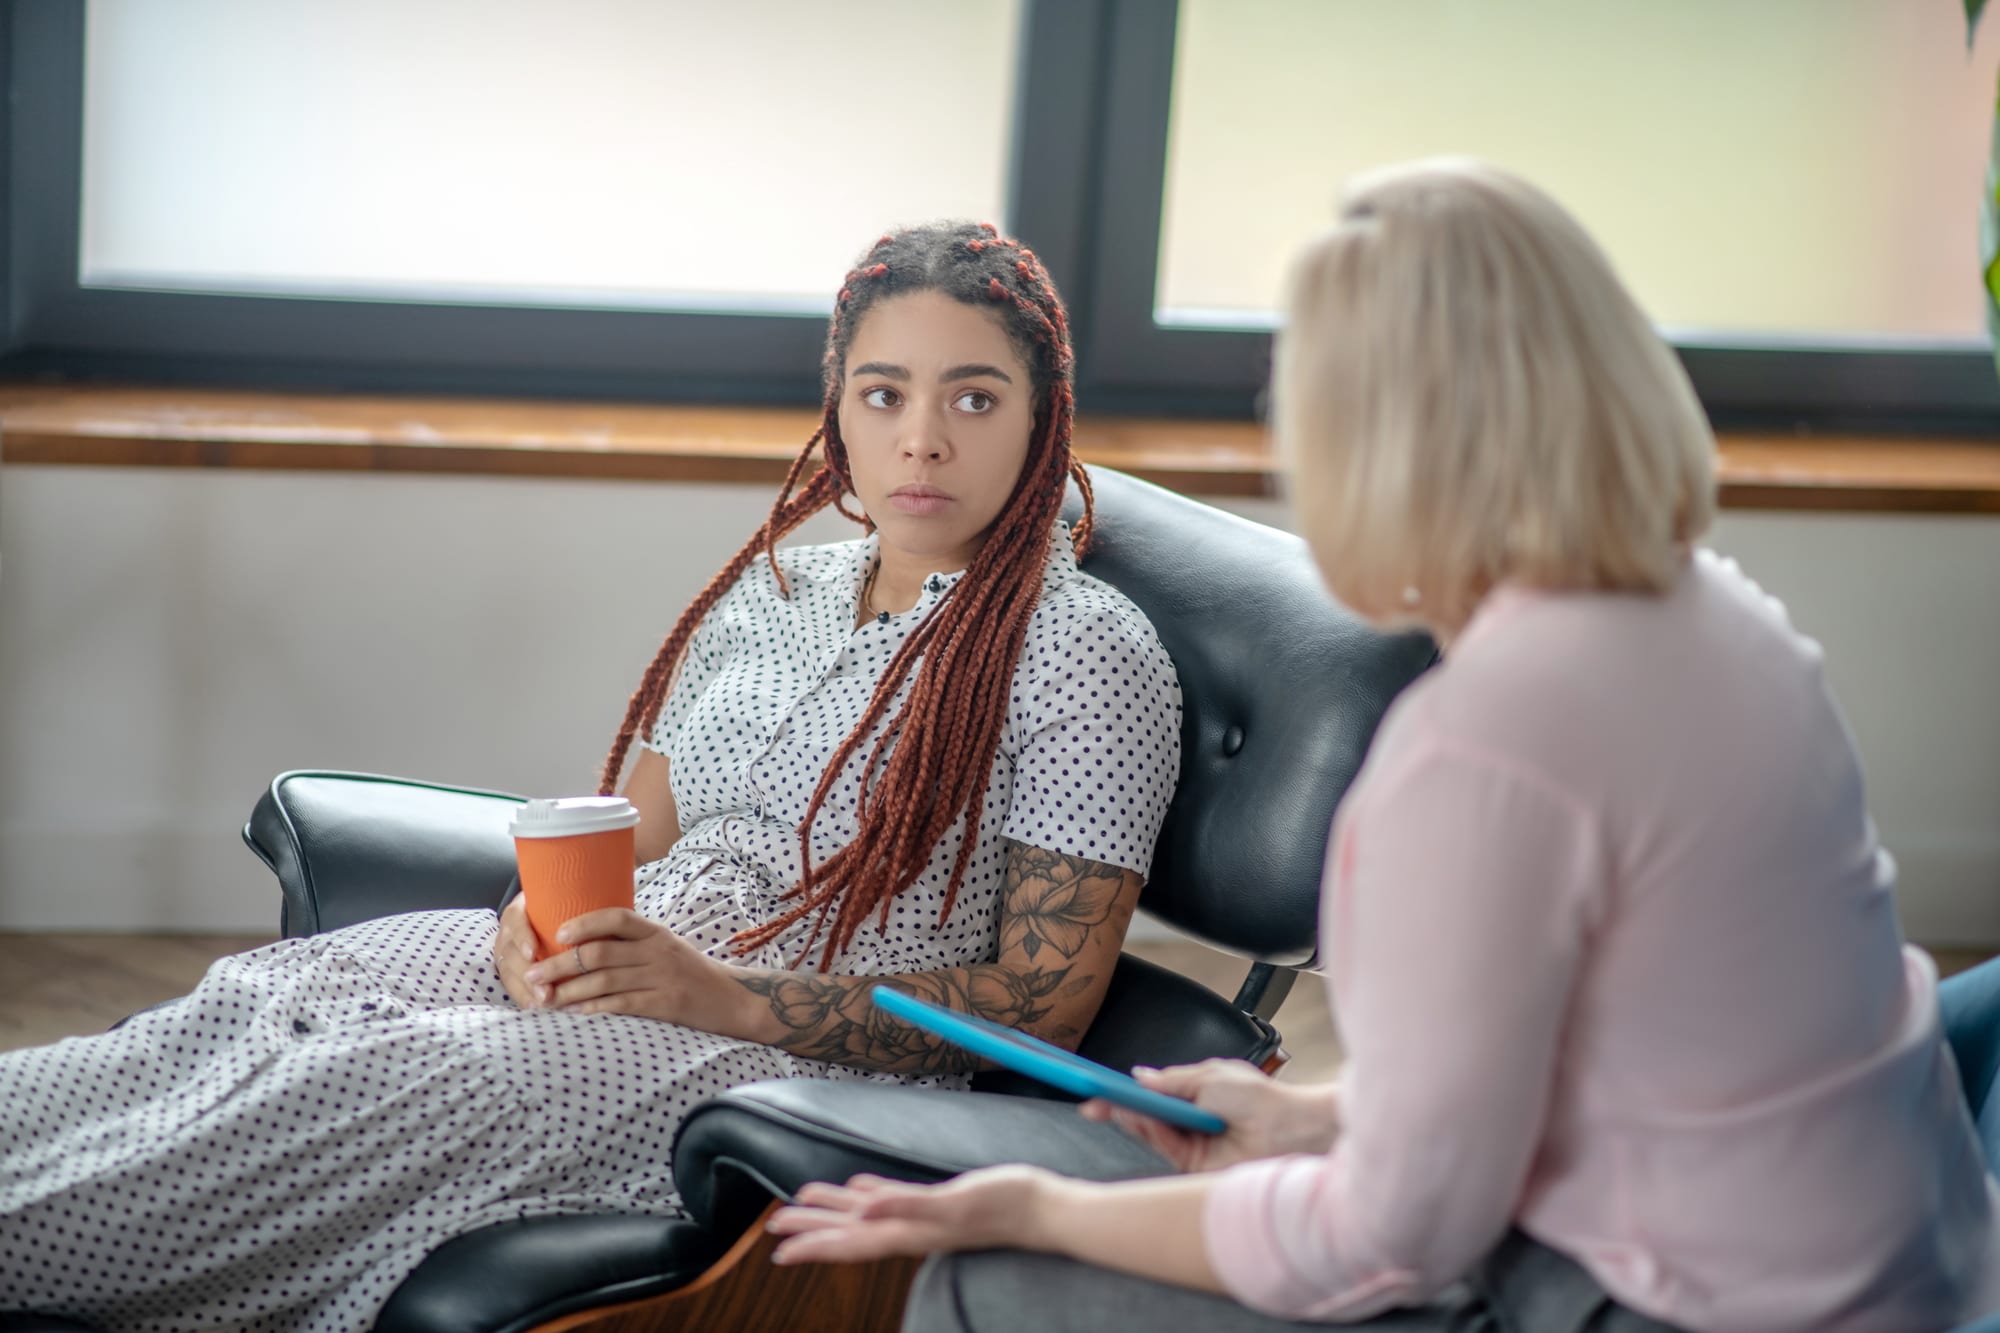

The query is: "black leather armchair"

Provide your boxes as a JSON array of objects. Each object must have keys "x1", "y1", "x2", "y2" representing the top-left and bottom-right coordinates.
[{"x1": 5, "y1": 468, "x2": 1430, "y2": 1333}]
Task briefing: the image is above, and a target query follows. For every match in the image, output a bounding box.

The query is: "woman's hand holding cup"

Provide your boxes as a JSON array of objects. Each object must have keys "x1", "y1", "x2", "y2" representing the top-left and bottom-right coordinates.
[
  {"x1": 520, "y1": 908, "x2": 743, "y2": 1033},
  {"x1": 497, "y1": 896, "x2": 719, "y2": 1025},
  {"x1": 1081, "y1": 1058, "x2": 1342, "y2": 1173}
]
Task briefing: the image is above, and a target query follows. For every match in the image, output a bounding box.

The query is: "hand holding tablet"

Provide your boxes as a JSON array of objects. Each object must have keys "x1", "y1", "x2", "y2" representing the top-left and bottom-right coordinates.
[{"x1": 870, "y1": 985, "x2": 1227, "y2": 1134}]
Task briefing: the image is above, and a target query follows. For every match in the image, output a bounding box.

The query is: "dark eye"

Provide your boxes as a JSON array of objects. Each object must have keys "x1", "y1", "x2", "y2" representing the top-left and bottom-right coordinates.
[
  {"x1": 861, "y1": 386, "x2": 901, "y2": 409},
  {"x1": 954, "y1": 389, "x2": 996, "y2": 414}
]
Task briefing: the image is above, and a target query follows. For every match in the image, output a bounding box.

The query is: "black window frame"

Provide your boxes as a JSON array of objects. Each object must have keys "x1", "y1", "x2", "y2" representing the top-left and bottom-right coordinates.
[
  {"x1": 1072, "y1": 0, "x2": 2000, "y2": 432},
  {"x1": 0, "y1": 0, "x2": 1112, "y2": 406},
  {"x1": 5, "y1": 0, "x2": 1997, "y2": 434}
]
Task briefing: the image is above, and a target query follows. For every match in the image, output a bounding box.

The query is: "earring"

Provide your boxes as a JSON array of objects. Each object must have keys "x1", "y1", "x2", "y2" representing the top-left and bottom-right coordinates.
[{"x1": 1401, "y1": 585, "x2": 1422, "y2": 608}]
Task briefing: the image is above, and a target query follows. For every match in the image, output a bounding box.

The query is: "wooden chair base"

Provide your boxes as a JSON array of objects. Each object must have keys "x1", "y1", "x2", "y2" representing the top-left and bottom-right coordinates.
[{"x1": 525, "y1": 1202, "x2": 923, "y2": 1333}]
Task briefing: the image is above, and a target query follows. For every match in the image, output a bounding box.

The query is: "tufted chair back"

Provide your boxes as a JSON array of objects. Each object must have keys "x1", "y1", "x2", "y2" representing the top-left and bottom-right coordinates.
[{"x1": 1061, "y1": 467, "x2": 1434, "y2": 993}]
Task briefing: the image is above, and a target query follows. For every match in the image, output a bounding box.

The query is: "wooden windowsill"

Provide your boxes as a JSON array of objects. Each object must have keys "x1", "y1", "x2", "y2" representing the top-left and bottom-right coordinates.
[{"x1": 3, "y1": 384, "x2": 1999, "y2": 513}]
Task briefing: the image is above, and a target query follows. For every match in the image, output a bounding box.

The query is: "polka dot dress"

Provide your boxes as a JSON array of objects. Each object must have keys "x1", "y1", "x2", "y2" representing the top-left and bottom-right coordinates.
[{"x1": 0, "y1": 523, "x2": 1181, "y2": 1332}]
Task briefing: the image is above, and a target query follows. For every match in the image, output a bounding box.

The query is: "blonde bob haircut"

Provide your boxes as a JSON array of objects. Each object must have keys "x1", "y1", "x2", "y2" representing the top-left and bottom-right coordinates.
[{"x1": 1274, "y1": 158, "x2": 1717, "y2": 635}]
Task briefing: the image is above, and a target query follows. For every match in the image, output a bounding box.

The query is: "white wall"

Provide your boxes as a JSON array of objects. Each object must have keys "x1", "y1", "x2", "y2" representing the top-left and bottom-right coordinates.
[{"x1": 4, "y1": 465, "x2": 1998, "y2": 946}]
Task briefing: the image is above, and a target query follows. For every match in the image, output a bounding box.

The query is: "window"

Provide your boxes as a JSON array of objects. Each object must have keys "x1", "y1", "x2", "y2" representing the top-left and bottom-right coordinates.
[
  {"x1": 1157, "y1": 0, "x2": 1999, "y2": 341},
  {"x1": 1077, "y1": 0, "x2": 2000, "y2": 428},
  {"x1": 80, "y1": 0, "x2": 1020, "y2": 315},
  {"x1": 7, "y1": 0, "x2": 1997, "y2": 429},
  {"x1": 10, "y1": 0, "x2": 1096, "y2": 403}
]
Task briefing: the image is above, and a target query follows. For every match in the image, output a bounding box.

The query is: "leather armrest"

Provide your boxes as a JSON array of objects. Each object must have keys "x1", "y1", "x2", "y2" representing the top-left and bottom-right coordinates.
[
  {"x1": 972, "y1": 950, "x2": 1280, "y2": 1100},
  {"x1": 370, "y1": 1215, "x2": 723, "y2": 1333},
  {"x1": 672, "y1": 1080, "x2": 1172, "y2": 1238},
  {"x1": 243, "y1": 770, "x2": 526, "y2": 937},
  {"x1": 1054, "y1": 950, "x2": 1278, "y2": 1086}
]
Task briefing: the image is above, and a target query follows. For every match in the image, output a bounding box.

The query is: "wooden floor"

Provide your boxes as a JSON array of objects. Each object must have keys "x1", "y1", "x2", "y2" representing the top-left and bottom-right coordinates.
[
  {"x1": 0, "y1": 932, "x2": 274, "y2": 1053},
  {"x1": 0, "y1": 932, "x2": 1344, "y2": 1083}
]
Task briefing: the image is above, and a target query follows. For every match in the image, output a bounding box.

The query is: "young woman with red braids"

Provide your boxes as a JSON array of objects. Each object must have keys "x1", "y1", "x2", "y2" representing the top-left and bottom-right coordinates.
[{"x1": 0, "y1": 222, "x2": 1182, "y2": 1332}]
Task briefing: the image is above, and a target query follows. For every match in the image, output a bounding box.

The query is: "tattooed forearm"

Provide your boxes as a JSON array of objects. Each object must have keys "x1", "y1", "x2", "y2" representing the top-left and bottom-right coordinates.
[
  {"x1": 736, "y1": 963, "x2": 1089, "y2": 1075},
  {"x1": 732, "y1": 843, "x2": 1139, "y2": 1077}
]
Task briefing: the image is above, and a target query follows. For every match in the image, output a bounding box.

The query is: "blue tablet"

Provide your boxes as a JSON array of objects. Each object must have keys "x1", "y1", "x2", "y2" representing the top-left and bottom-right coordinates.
[{"x1": 870, "y1": 985, "x2": 1226, "y2": 1135}]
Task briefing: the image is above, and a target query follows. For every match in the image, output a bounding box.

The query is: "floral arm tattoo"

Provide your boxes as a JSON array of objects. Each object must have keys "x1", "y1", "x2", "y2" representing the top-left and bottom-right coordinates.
[{"x1": 734, "y1": 841, "x2": 1141, "y2": 1076}]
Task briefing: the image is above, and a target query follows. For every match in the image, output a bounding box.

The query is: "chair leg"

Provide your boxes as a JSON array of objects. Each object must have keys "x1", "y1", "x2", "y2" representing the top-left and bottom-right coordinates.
[
  {"x1": 1232, "y1": 962, "x2": 1296, "y2": 1022},
  {"x1": 521, "y1": 1200, "x2": 923, "y2": 1333}
]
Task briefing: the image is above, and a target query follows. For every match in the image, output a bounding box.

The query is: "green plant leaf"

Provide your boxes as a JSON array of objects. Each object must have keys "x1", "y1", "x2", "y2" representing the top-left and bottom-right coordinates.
[
  {"x1": 1985, "y1": 99, "x2": 2000, "y2": 380},
  {"x1": 1976, "y1": 49, "x2": 1992, "y2": 376},
  {"x1": 1979, "y1": 1, "x2": 2000, "y2": 378}
]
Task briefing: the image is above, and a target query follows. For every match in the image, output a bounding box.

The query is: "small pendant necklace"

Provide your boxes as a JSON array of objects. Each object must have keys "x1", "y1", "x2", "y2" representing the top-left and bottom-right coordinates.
[{"x1": 863, "y1": 563, "x2": 890, "y2": 625}]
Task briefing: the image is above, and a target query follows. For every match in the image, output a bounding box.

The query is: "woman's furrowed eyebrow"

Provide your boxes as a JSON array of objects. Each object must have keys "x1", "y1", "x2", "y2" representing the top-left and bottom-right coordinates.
[
  {"x1": 941, "y1": 363, "x2": 1014, "y2": 384},
  {"x1": 850, "y1": 361, "x2": 1015, "y2": 384}
]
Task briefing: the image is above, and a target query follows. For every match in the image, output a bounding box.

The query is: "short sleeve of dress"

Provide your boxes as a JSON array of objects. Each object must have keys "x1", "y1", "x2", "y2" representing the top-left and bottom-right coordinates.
[
  {"x1": 640, "y1": 598, "x2": 729, "y2": 759},
  {"x1": 999, "y1": 599, "x2": 1182, "y2": 878}
]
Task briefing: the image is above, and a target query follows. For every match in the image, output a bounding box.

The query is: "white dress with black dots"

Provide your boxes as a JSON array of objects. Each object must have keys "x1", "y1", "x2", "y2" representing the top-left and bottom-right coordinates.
[{"x1": 0, "y1": 522, "x2": 1181, "y2": 1332}]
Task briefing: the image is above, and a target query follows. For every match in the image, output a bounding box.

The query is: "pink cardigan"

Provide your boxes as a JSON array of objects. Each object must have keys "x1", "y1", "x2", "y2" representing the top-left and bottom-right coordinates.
[{"x1": 1203, "y1": 551, "x2": 2000, "y2": 1330}]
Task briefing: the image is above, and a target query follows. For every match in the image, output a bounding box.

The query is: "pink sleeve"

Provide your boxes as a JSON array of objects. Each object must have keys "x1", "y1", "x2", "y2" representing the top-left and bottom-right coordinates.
[{"x1": 1202, "y1": 738, "x2": 1599, "y2": 1321}]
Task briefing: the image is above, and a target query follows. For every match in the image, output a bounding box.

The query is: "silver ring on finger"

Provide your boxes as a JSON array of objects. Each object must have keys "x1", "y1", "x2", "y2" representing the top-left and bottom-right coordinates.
[{"x1": 572, "y1": 943, "x2": 589, "y2": 977}]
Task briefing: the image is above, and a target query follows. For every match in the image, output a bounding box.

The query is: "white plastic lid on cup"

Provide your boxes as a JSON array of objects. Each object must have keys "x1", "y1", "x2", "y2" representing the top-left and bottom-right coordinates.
[{"x1": 509, "y1": 795, "x2": 641, "y2": 838}]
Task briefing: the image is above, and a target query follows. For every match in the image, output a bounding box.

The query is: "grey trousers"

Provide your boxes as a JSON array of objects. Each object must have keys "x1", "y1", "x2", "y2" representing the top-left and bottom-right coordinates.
[{"x1": 903, "y1": 1230, "x2": 1685, "y2": 1333}]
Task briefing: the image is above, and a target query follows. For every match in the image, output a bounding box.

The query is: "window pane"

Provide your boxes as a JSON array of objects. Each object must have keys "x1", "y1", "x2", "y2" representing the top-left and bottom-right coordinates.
[
  {"x1": 1159, "y1": 0, "x2": 2000, "y2": 341},
  {"x1": 81, "y1": 0, "x2": 1022, "y2": 313}
]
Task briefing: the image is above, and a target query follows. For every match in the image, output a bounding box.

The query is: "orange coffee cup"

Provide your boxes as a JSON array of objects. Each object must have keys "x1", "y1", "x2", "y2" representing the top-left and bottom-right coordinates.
[{"x1": 510, "y1": 796, "x2": 640, "y2": 961}]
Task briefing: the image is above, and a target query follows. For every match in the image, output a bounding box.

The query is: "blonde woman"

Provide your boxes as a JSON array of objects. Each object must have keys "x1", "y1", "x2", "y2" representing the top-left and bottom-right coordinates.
[{"x1": 768, "y1": 160, "x2": 2000, "y2": 1332}]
